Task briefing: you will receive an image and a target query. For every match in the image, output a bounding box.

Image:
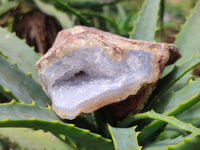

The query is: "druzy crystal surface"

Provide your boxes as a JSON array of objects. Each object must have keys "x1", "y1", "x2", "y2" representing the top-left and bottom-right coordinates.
[{"x1": 36, "y1": 26, "x2": 180, "y2": 119}]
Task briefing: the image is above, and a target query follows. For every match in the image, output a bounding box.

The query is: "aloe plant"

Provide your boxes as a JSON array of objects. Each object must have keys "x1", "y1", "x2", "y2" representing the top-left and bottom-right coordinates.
[{"x1": 0, "y1": 0, "x2": 200, "y2": 149}]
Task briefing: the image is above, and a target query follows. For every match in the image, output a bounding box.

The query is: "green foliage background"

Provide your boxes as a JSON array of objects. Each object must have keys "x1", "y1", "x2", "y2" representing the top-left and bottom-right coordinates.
[{"x1": 0, "y1": 0, "x2": 200, "y2": 149}]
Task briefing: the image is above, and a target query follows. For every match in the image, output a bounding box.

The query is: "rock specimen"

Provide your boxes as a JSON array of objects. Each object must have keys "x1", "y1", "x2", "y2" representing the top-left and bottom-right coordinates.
[{"x1": 36, "y1": 26, "x2": 181, "y2": 120}]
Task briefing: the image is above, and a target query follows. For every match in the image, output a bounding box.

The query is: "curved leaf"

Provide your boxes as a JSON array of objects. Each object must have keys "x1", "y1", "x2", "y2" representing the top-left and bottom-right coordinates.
[
  {"x1": 33, "y1": 0, "x2": 74, "y2": 29},
  {"x1": 120, "y1": 78, "x2": 200, "y2": 127},
  {"x1": 0, "y1": 128, "x2": 73, "y2": 150},
  {"x1": 0, "y1": 84, "x2": 17, "y2": 101},
  {"x1": 164, "y1": 0, "x2": 200, "y2": 95},
  {"x1": 108, "y1": 125, "x2": 141, "y2": 150},
  {"x1": 55, "y1": 0, "x2": 92, "y2": 26},
  {"x1": 143, "y1": 134, "x2": 197, "y2": 150},
  {"x1": 176, "y1": 102, "x2": 200, "y2": 127},
  {"x1": 0, "y1": 100, "x2": 59, "y2": 121},
  {"x1": 152, "y1": 78, "x2": 200, "y2": 114},
  {"x1": 0, "y1": 27, "x2": 40, "y2": 83},
  {"x1": 0, "y1": 1, "x2": 19, "y2": 17},
  {"x1": 0, "y1": 101, "x2": 114, "y2": 150},
  {"x1": 161, "y1": 135, "x2": 200, "y2": 150},
  {"x1": 147, "y1": 54, "x2": 200, "y2": 109},
  {"x1": 174, "y1": 0, "x2": 200, "y2": 66},
  {"x1": 122, "y1": 111, "x2": 200, "y2": 144},
  {"x1": 59, "y1": 0, "x2": 121, "y2": 8},
  {"x1": 0, "y1": 50, "x2": 50, "y2": 106},
  {"x1": 130, "y1": 0, "x2": 160, "y2": 41},
  {"x1": 118, "y1": 85, "x2": 200, "y2": 145}
]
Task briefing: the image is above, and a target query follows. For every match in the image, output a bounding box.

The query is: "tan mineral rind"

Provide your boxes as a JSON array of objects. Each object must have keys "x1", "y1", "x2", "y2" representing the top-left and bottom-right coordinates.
[{"x1": 36, "y1": 26, "x2": 181, "y2": 120}]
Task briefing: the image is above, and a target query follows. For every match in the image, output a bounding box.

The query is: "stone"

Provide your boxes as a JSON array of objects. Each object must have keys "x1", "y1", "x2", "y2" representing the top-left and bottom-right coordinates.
[{"x1": 35, "y1": 26, "x2": 181, "y2": 120}]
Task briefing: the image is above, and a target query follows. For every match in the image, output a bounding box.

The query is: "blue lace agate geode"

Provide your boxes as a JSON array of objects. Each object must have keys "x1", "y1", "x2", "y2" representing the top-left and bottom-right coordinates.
[{"x1": 36, "y1": 26, "x2": 180, "y2": 119}]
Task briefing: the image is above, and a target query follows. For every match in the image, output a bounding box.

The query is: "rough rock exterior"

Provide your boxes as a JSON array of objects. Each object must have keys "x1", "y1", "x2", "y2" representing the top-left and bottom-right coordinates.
[{"x1": 36, "y1": 26, "x2": 181, "y2": 120}]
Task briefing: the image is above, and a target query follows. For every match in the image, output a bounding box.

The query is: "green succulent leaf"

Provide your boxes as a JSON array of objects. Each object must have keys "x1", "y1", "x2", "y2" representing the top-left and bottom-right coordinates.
[
  {"x1": 81, "y1": 11, "x2": 118, "y2": 32},
  {"x1": 55, "y1": 0, "x2": 92, "y2": 26},
  {"x1": 120, "y1": 83, "x2": 200, "y2": 144},
  {"x1": 0, "y1": 1, "x2": 19, "y2": 17},
  {"x1": 161, "y1": 135, "x2": 200, "y2": 150},
  {"x1": 156, "y1": 130, "x2": 183, "y2": 141},
  {"x1": 33, "y1": 0, "x2": 74, "y2": 29},
  {"x1": 121, "y1": 111, "x2": 200, "y2": 145},
  {"x1": 120, "y1": 78, "x2": 200, "y2": 127},
  {"x1": 0, "y1": 128, "x2": 73, "y2": 150},
  {"x1": 60, "y1": 0, "x2": 121, "y2": 8},
  {"x1": 151, "y1": 76, "x2": 200, "y2": 114},
  {"x1": 0, "y1": 27, "x2": 40, "y2": 83},
  {"x1": 108, "y1": 125, "x2": 141, "y2": 150},
  {"x1": 130, "y1": 0, "x2": 160, "y2": 41},
  {"x1": 177, "y1": 102, "x2": 200, "y2": 127},
  {"x1": 0, "y1": 84, "x2": 17, "y2": 101},
  {"x1": 0, "y1": 101, "x2": 114, "y2": 150},
  {"x1": 138, "y1": 90, "x2": 200, "y2": 144},
  {"x1": 0, "y1": 50, "x2": 50, "y2": 106},
  {"x1": 116, "y1": 4, "x2": 127, "y2": 30},
  {"x1": 143, "y1": 134, "x2": 198, "y2": 150},
  {"x1": 161, "y1": 0, "x2": 200, "y2": 95},
  {"x1": 0, "y1": 100, "x2": 59, "y2": 121},
  {"x1": 174, "y1": 0, "x2": 200, "y2": 66},
  {"x1": 145, "y1": 54, "x2": 200, "y2": 111}
]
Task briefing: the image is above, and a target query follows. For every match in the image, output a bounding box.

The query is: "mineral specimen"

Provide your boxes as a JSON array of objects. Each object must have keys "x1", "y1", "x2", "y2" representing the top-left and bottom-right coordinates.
[{"x1": 36, "y1": 26, "x2": 181, "y2": 120}]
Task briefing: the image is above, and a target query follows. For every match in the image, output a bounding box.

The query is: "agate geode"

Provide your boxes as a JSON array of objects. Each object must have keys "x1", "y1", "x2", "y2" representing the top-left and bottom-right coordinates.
[{"x1": 36, "y1": 26, "x2": 181, "y2": 120}]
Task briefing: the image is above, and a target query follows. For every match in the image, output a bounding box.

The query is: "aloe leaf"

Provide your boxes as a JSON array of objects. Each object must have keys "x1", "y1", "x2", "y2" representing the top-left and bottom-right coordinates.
[
  {"x1": 156, "y1": 130, "x2": 183, "y2": 141},
  {"x1": 120, "y1": 78, "x2": 200, "y2": 127},
  {"x1": 174, "y1": 0, "x2": 200, "y2": 66},
  {"x1": 60, "y1": 0, "x2": 121, "y2": 8},
  {"x1": 81, "y1": 11, "x2": 118, "y2": 31},
  {"x1": 143, "y1": 134, "x2": 197, "y2": 150},
  {"x1": 0, "y1": 101, "x2": 114, "y2": 150},
  {"x1": 116, "y1": 4, "x2": 127, "y2": 30},
  {"x1": 119, "y1": 91, "x2": 200, "y2": 145},
  {"x1": 130, "y1": 0, "x2": 160, "y2": 41},
  {"x1": 0, "y1": 1, "x2": 18, "y2": 17},
  {"x1": 160, "y1": 55, "x2": 200, "y2": 95},
  {"x1": 161, "y1": 135, "x2": 200, "y2": 150},
  {"x1": 0, "y1": 100, "x2": 59, "y2": 121},
  {"x1": 145, "y1": 54, "x2": 200, "y2": 111},
  {"x1": 108, "y1": 125, "x2": 141, "y2": 150},
  {"x1": 0, "y1": 50, "x2": 50, "y2": 106},
  {"x1": 159, "y1": 0, "x2": 165, "y2": 37},
  {"x1": 163, "y1": 0, "x2": 200, "y2": 94},
  {"x1": 0, "y1": 27, "x2": 40, "y2": 83},
  {"x1": 0, "y1": 128, "x2": 73, "y2": 150},
  {"x1": 102, "y1": 6, "x2": 117, "y2": 33},
  {"x1": 151, "y1": 77, "x2": 200, "y2": 114},
  {"x1": 120, "y1": 87, "x2": 200, "y2": 144},
  {"x1": 0, "y1": 121, "x2": 114, "y2": 150},
  {"x1": 33, "y1": 0, "x2": 74, "y2": 29},
  {"x1": 176, "y1": 102, "x2": 200, "y2": 127},
  {"x1": 138, "y1": 92, "x2": 200, "y2": 144},
  {"x1": 55, "y1": 0, "x2": 92, "y2": 26},
  {"x1": 0, "y1": 84, "x2": 17, "y2": 101},
  {"x1": 124, "y1": 111, "x2": 200, "y2": 141}
]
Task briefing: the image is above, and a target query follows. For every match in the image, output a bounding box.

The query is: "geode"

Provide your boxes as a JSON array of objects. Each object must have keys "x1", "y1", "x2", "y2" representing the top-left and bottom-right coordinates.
[{"x1": 36, "y1": 26, "x2": 181, "y2": 120}]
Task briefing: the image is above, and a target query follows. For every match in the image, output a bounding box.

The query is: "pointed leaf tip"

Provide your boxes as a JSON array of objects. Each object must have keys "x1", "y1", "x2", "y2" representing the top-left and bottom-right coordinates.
[
  {"x1": 108, "y1": 125, "x2": 140, "y2": 150},
  {"x1": 30, "y1": 101, "x2": 38, "y2": 107},
  {"x1": 11, "y1": 99, "x2": 17, "y2": 103}
]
